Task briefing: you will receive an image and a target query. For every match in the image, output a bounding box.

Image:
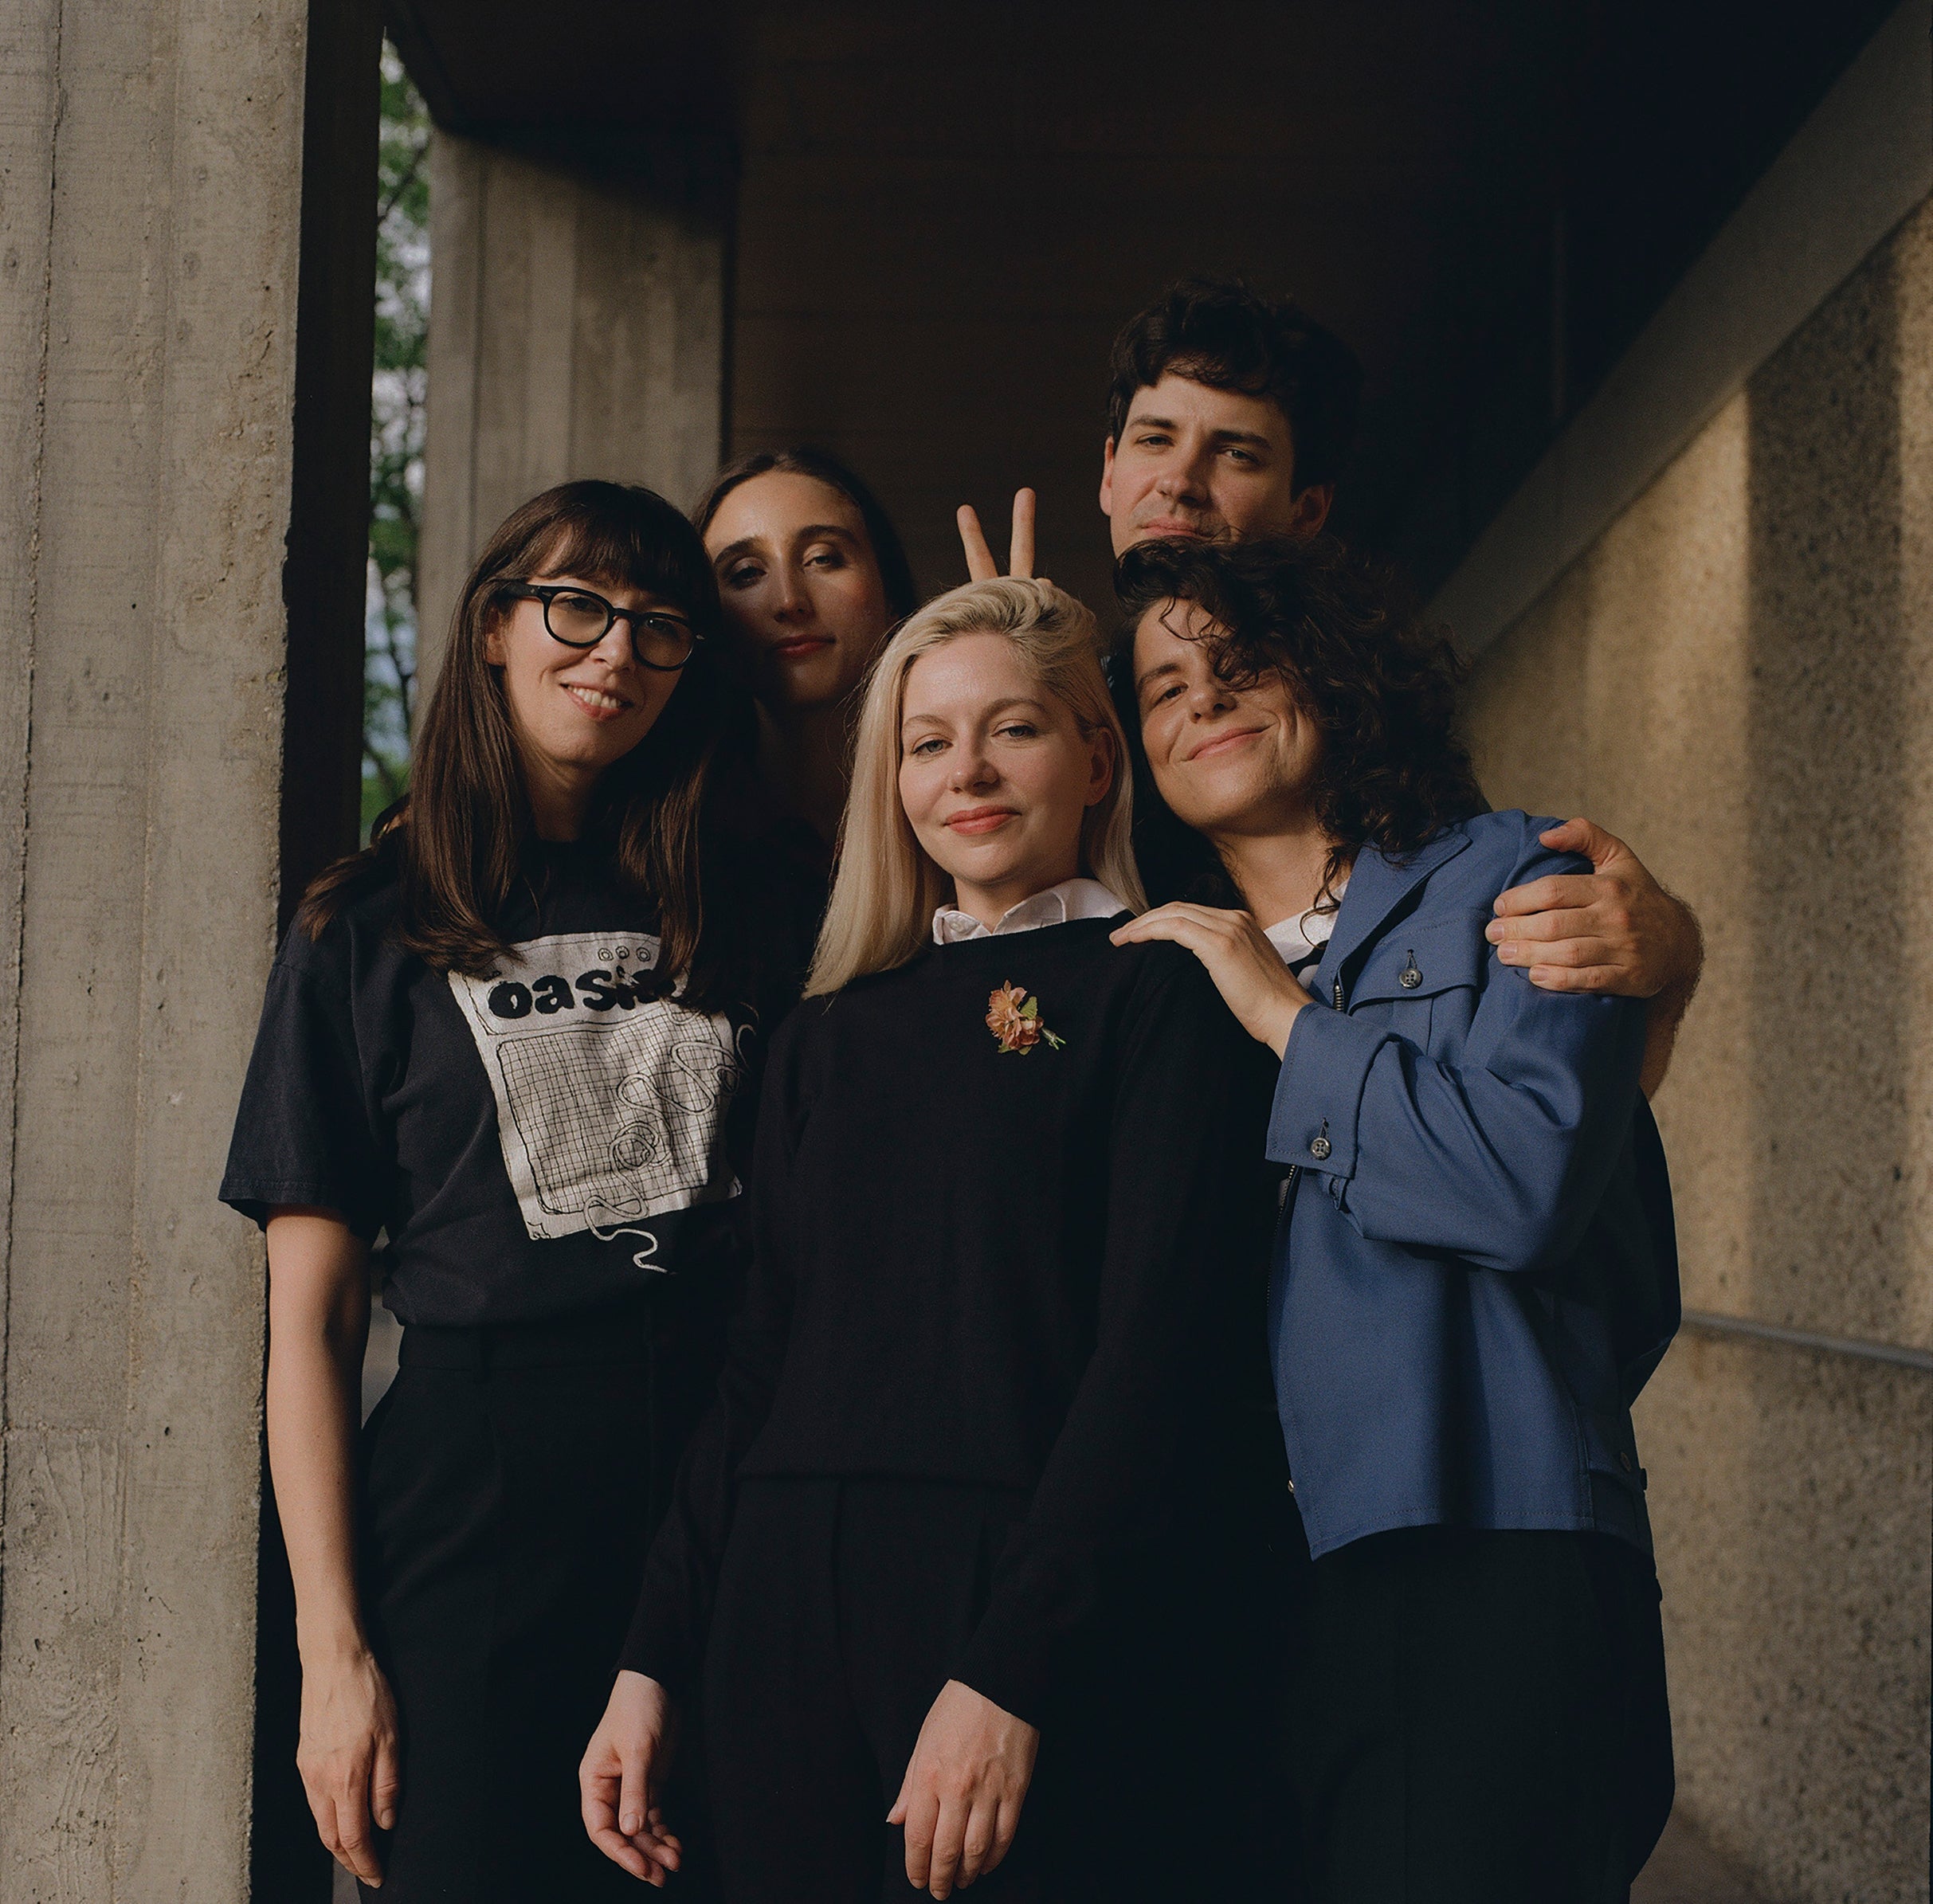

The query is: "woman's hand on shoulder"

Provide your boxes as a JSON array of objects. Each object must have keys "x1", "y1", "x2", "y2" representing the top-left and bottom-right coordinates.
[
  {"x1": 889, "y1": 1679, "x2": 1039, "y2": 1898},
  {"x1": 296, "y1": 1642, "x2": 401, "y2": 1888},
  {"x1": 1111, "y1": 903, "x2": 1312, "y2": 1056},
  {"x1": 579, "y1": 1671, "x2": 684, "y2": 1886}
]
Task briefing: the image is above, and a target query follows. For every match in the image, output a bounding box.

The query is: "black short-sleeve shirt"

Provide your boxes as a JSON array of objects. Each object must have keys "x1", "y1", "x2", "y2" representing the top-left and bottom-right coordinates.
[{"x1": 220, "y1": 839, "x2": 818, "y2": 1326}]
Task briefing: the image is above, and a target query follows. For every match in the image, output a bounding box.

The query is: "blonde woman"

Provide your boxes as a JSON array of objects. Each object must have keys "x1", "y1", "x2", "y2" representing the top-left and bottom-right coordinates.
[{"x1": 581, "y1": 578, "x2": 1277, "y2": 1900}]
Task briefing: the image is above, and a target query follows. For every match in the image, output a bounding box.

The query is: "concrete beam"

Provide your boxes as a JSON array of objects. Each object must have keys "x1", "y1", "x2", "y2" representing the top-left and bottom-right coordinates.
[
  {"x1": 414, "y1": 133, "x2": 729, "y2": 696},
  {"x1": 0, "y1": 3, "x2": 378, "y2": 1899}
]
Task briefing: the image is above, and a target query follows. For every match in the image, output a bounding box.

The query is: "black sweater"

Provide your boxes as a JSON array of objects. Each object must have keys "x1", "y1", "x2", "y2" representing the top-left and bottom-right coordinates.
[{"x1": 619, "y1": 918, "x2": 1274, "y2": 1724}]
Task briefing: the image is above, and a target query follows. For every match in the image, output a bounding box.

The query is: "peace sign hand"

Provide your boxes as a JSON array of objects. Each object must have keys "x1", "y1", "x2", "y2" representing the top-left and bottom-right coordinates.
[{"x1": 958, "y1": 488, "x2": 1038, "y2": 582}]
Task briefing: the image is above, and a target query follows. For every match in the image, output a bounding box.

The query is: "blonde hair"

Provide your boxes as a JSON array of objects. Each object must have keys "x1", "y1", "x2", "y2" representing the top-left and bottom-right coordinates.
[{"x1": 806, "y1": 576, "x2": 1146, "y2": 997}]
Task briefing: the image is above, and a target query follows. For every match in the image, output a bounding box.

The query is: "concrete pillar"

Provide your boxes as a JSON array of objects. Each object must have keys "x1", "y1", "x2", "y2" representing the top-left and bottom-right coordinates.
[
  {"x1": 414, "y1": 133, "x2": 730, "y2": 694},
  {"x1": 0, "y1": 3, "x2": 379, "y2": 1901}
]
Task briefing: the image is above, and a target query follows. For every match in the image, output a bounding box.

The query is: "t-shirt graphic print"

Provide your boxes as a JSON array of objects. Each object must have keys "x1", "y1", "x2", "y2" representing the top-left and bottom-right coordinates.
[{"x1": 448, "y1": 930, "x2": 746, "y2": 1243}]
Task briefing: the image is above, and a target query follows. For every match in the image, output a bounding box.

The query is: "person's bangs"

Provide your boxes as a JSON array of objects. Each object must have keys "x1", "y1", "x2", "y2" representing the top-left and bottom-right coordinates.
[
  {"x1": 525, "y1": 506, "x2": 720, "y2": 638},
  {"x1": 1116, "y1": 542, "x2": 1278, "y2": 693}
]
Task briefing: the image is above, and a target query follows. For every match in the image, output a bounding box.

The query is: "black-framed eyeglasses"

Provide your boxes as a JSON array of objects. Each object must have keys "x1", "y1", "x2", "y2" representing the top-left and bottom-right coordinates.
[{"x1": 504, "y1": 582, "x2": 700, "y2": 672}]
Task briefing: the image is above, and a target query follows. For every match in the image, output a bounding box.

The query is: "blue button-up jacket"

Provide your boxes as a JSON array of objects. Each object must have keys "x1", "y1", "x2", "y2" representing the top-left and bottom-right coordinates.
[{"x1": 1265, "y1": 810, "x2": 1680, "y2": 1561}]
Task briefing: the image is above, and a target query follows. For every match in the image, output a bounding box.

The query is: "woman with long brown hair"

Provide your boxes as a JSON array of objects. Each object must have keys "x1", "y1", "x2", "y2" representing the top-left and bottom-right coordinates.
[
  {"x1": 694, "y1": 446, "x2": 920, "y2": 844},
  {"x1": 221, "y1": 481, "x2": 809, "y2": 1899}
]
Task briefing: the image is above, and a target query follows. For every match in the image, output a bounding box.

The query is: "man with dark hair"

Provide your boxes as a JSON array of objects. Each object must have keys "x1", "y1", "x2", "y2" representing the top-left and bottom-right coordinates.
[
  {"x1": 965, "y1": 276, "x2": 1703, "y2": 1048},
  {"x1": 1100, "y1": 277, "x2": 1361, "y2": 548}
]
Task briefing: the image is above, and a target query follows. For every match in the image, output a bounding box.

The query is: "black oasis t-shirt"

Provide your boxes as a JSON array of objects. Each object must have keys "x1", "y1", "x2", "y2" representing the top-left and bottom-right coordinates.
[{"x1": 220, "y1": 840, "x2": 815, "y2": 1326}]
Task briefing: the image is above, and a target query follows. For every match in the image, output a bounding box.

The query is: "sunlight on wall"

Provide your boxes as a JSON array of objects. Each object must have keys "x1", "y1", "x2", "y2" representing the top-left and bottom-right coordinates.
[{"x1": 1464, "y1": 198, "x2": 1933, "y2": 1904}]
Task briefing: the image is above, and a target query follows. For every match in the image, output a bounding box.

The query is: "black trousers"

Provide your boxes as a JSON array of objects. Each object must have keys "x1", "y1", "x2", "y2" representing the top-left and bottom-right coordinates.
[
  {"x1": 1284, "y1": 1518, "x2": 1674, "y2": 1904},
  {"x1": 702, "y1": 1475, "x2": 1283, "y2": 1903},
  {"x1": 355, "y1": 1304, "x2": 724, "y2": 1904}
]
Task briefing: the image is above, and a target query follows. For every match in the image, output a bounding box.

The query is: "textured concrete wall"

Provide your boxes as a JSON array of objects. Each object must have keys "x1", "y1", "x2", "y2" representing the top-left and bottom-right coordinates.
[
  {"x1": 414, "y1": 134, "x2": 727, "y2": 696},
  {"x1": 0, "y1": 3, "x2": 347, "y2": 1899},
  {"x1": 1464, "y1": 197, "x2": 1933, "y2": 1904}
]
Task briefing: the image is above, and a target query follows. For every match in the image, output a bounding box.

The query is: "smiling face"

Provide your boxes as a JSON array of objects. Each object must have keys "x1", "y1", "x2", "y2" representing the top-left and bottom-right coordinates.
[
  {"x1": 704, "y1": 471, "x2": 895, "y2": 712},
  {"x1": 484, "y1": 570, "x2": 688, "y2": 799},
  {"x1": 1100, "y1": 373, "x2": 1332, "y2": 557},
  {"x1": 897, "y1": 629, "x2": 1114, "y2": 926},
  {"x1": 1131, "y1": 597, "x2": 1323, "y2": 839}
]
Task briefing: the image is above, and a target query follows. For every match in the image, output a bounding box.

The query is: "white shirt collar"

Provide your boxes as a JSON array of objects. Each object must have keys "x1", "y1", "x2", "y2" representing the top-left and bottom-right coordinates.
[
  {"x1": 932, "y1": 877, "x2": 1130, "y2": 945},
  {"x1": 1261, "y1": 876, "x2": 1348, "y2": 973}
]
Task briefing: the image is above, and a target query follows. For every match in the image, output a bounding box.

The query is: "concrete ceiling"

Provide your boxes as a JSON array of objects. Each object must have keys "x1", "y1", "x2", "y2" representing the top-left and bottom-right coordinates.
[{"x1": 387, "y1": 1, "x2": 1896, "y2": 601}]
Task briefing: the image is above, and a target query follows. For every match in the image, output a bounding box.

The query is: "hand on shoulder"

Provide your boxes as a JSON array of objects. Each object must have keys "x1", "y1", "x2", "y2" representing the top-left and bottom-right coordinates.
[
  {"x1": 1110, "y1": 903, "x2": 1312, "y2": 1056},
  {"x1": 1485, "y1": 815, "x2": 1704, "y2": 1004}
]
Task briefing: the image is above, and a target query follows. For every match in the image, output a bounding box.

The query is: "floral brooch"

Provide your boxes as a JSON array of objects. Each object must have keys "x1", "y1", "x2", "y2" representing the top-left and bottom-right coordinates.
[{"x1": 987, "y1": 981, "x2": 1065, "y2": 1055}]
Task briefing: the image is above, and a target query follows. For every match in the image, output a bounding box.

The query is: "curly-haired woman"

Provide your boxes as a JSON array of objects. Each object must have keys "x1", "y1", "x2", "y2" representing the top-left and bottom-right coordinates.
[{"x1": 1110, "y1": 535, "x2": 1679, "y2": 1904}]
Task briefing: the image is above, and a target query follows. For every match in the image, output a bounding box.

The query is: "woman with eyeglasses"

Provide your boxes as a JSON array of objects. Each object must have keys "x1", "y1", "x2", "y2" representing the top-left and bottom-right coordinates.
[{"x1": 221, "y1": 481, "x2": 812, "y2": 1900}]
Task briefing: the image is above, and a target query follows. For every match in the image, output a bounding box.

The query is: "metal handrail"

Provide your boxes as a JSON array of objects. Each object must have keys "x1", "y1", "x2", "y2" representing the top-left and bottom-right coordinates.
[{"x1": 1679, "y1": 1307, "x2": 1933, "y2": 1373}]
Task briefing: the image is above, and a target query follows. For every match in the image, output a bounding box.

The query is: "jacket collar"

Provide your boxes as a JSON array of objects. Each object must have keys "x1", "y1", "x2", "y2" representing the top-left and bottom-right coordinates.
[{"x1": 1312, "y1": 825, "x2": 1474, "y2": 997}]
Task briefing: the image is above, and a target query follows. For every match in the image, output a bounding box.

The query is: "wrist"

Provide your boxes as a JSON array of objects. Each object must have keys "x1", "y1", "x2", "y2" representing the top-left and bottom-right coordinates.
[
  {"x1": 1647, "y1": 975, "x2": 1693, "y2": 1028},
  {"x1": 296, "y1": 1616, "x2": 374, "y2": 1672},
  {"x1": 614, "y1": 1669, "x2": 672, "y2": 1718},
  {"x1": 1665, "y1": 898, "x2": 1705, "y2": 997},
  {"x1": 1263, "y1": 996, "x2": 1306, "y2": 1058}
]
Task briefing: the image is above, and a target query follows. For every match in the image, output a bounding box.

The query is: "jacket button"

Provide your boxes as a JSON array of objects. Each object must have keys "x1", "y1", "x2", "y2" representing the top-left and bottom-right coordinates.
[
  {"x1": 1618, "y1": 1451, "x2": 1635, "y2": 1473},
  {"x1": 1310, "y1": 1134, "x2": 1331, "y2": 1160}
]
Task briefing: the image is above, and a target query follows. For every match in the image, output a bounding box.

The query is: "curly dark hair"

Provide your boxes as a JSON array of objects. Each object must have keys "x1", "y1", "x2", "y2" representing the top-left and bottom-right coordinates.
[
  {"x1": 1112, "y1": 535, "x2": 1486, "y2": 911},
  {"x1": 1106, "y1": 280, "x2": 1363, "y2": 494}
]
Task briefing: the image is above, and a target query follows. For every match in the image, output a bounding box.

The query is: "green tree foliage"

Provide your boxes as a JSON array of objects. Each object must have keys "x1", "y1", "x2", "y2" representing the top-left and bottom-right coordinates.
[{"x1": 365, "y1": 44, "x2": 431, "y2": 837}]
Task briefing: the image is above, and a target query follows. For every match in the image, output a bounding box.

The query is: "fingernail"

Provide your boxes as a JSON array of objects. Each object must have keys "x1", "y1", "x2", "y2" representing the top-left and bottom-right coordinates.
[
  {"x1": 1484, "y1": 921, "x2": 1503, "y2": 939},
  {"x1": 621, "y1": 1813, "x2": 638, "y2": 1834}
]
